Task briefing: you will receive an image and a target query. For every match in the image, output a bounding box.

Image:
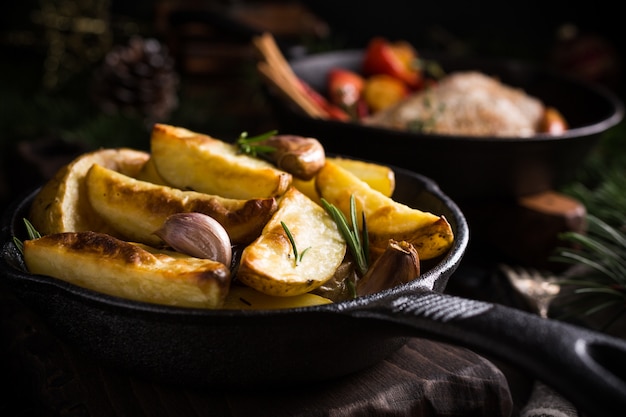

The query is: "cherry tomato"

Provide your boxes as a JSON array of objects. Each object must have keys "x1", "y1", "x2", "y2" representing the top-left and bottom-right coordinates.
[{"x1": 362, "y1": 37, "x2": 423, "y2": 89}]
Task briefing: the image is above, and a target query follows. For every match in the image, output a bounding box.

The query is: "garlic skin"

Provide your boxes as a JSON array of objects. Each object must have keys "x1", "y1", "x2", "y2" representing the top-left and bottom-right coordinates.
[
  {"x1": 154, "y1": 213, "x2": 232, "y2": 267},
  {"x1": 258, "y1": 135, "x2": 325, "y2": 180},
  {"x1": 356, "y1": 239, "x2": 420, "y2": 297}
]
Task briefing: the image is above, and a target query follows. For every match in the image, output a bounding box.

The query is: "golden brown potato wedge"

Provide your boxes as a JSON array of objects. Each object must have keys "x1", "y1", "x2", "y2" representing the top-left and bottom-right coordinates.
[
  {"x1": 23, "y1": 231, "x2": 231, "y2": 309},
  {"x1": 222, "y1": 285, "x2": 332, "y2": 309},
  {"x1": 29, "y1": 148, "x2": 150, "y2": 236},
  {"x1": 292, "y1": 157, "x2": 396, "y2": 204},
  {"x1": 291, "y1": 177, "x2": 321, "y2": 204},
  {"x1": 134, "y1": 157, "x2": 170, "y2": 185},
  {"x1": 85, "y1": 164, "x2": 278, "y2": 246},
  {"x1": 237, "y1": 187, "x2": 346, "y2": 297},
  {"x1": 316, "y1": 160, "x2": 454, "y2": 260},
  {"x1": 330, "y1": 157, "x2": 396, "y2": 197},
  {"x1": 150, "y1": 123, "x2": 292, "y2": 199}
]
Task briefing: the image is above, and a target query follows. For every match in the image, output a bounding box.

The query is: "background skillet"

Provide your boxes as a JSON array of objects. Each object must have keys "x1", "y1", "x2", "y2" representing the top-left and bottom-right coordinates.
[{"x1": 265, "y1": 49, "x2": 624, "y2": 201}]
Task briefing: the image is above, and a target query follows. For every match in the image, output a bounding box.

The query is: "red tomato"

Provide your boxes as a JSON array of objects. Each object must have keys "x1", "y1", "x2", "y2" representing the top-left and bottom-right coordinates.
[{"x1": 362, "y1": 37, "x2": 422, "y2": 89}]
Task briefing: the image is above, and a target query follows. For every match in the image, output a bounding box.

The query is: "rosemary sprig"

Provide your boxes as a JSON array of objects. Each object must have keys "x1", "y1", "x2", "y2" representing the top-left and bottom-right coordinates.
[
  {"x1": 235, "y1": 130, "x2": 278, "y2": 157},
  {"x1": 13, "y1": 218, "x2": 41, "y2": 255},
  {"x1": 321, "y1": 195, "x2": 369, "y2": 276},
  {"x1": 281, "y1": 221, "x2": 310, "y2": 267}
]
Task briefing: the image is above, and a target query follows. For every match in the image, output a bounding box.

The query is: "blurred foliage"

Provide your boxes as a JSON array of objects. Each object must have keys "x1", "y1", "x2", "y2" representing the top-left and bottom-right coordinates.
[
  {"x1": 561, "y1": 120, "x2": 626, "y2": 228},
  {"x1": 0, "y1": 63, "x2": 149, "y2": 151},
  {"x1": 554, "y1": 120, "x2": 626, "y2": 332},
  {"x1": 0, "y1": 54, "x2": 260, "y2": 153}
]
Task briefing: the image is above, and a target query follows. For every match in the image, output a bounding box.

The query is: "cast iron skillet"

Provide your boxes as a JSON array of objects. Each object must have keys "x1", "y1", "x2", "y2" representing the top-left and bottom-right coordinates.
[
  {"x1": 1, "y1": 166, "x2": 626, "y2": 417},
  {"x1": 265, "y1": 50, "x2": 625, "y2": 201}
]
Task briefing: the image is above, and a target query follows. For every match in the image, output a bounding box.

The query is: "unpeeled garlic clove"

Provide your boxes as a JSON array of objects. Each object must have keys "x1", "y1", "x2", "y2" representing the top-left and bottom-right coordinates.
[
  {"x1": 356, "y1": 239, "x2": 420, "y2": 297},
  {"x1": 311, "y1": 259, "x2": 358, "y2": 302},
  {"x1": 154, "y1": 212, "x2": 232, "y2": 267},
  {"x1": 257, "y1": 135, "x2": 325, "y2": 180}
]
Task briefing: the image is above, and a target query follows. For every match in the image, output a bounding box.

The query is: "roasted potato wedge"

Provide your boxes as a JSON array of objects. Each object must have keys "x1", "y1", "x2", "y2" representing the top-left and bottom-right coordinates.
[
  {"x1": 29, "y1": 148, "x2": 150, "y2": 236},
  {"x1": 331, "y1": 157, "x2": 395, "y2": 197},
  {"x1": 237, "y1": 187, "x2": 346, "y2": 296},
  {"x1": 23, "y1": 231, "x2": 231, "y2": 308},
  {"x1": 135, "y1": 157, "x2": 170, "y2": 185},
  {"x1": 292, "y1": 157, "x2": 396, "y2": 203},
  {"x1": 316, "y1": 160, "x2": 454, "y2": 260},
  {"x1": 85, "y1": 164, "x2": 278, "y2": 246},
  {"x1": 150, "y1": 123, "x2": 292, "y2": 199},
  {"x1": 222, "y1": 285, "x2": 332, "y2": 309}
]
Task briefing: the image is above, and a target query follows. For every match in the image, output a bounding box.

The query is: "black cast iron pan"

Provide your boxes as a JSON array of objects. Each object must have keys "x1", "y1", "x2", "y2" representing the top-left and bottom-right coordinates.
[
  {"x1": 1, "y1": 166, "x2": 626, "y2": 417},
  {"x1": 265, "y1": 49, "x2": 624, "y2": 201}
]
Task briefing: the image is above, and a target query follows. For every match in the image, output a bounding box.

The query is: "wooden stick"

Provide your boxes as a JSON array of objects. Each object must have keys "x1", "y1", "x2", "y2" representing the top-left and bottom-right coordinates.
[
  {"x1": 257, "y1": 62, "x2": 324, "y2": 117},
  {"x1": 253, "y1": 32, "x2": 327, "y2": 119}
]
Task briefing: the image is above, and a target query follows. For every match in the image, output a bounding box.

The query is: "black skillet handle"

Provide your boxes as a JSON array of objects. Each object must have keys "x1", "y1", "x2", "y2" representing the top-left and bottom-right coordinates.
[{"x1": 348, "y1": 287, "x2": 626, "y2": 417}]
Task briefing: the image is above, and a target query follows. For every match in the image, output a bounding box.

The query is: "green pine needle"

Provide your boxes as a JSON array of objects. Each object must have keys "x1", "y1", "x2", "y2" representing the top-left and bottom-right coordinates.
[{"x1": 552, "y1": 215, "x2": 626, "y2": 327}]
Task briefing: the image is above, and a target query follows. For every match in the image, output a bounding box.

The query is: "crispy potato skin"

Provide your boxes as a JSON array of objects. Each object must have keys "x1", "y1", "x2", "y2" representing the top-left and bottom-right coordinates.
[
  {"x1": 29, "y1": 148, "x2": 150, "y2": 236},
  {"x1": 237, "y1": 187, "x2": 346, "y2": 297},
  {"x1": 150, "y1": 123, "x2": 292, "y2": 199},
  {"x1": 316, "y1": 160, "x2": 454, "y2": 260},
  {"x1": 23, "y1": 231, "x2": 231, "y2": 308},
  {"x1": 86, "y1": 164, "x2": 278, "y2": 246}
]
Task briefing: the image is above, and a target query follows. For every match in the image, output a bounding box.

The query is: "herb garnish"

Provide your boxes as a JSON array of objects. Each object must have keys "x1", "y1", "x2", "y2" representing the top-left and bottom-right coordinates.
[
  {"x1": 321, "y1": 195, "x2": 369, "y2": 276},
  {"x1": 13, "y1": 218, "x2": 41, "y2": 255},
  {"x1": 236, "y1": 130, "x2": 278, "y2": 157},
  {"x1": 407, "y1": 95, "x2": 446, "y2": 133},
  {"x1": 281, "y1": 221, "x2": 310, "y2": 267}
]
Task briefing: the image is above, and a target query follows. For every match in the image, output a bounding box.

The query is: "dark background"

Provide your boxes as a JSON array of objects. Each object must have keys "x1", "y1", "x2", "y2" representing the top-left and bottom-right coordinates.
[{"x1": 1, "y1": 0, "x2": 624, "y2": 207}]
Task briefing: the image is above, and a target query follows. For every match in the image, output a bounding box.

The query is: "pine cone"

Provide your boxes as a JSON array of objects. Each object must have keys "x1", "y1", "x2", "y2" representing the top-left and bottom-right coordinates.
[{"x1": 92, "y1": 36, "x2": 179, "y2": 124}]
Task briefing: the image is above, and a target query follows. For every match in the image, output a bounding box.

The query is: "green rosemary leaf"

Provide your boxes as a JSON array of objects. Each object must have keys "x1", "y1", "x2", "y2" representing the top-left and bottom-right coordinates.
[
  {"x1": 361, "y1": 211, "x2": 370, "y2": 267},
  {"x1": 24, "y1": 218, "x2": 41, "y2": 239},
  {"x1": 300, "y1": 247, "x2": 311, "y2": 259},
  {"x1": 320, "y1": 196, "x2": 369, "y2": 276},
  {"x1": 236, "y1": 130, "x2": 278, "y2": 157},
  {"x1": 12, "y1": 218, "x2": 42, "y2": 255},
  {"x1": 12, "y1": 237, "x2": 24, "y2": 255},
  {"x1": 349, "y1": 195, "x2": 361, "y2": 251},
  {"x1": 281, "y1": 221, "x2": 310, "y2": 267}
]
